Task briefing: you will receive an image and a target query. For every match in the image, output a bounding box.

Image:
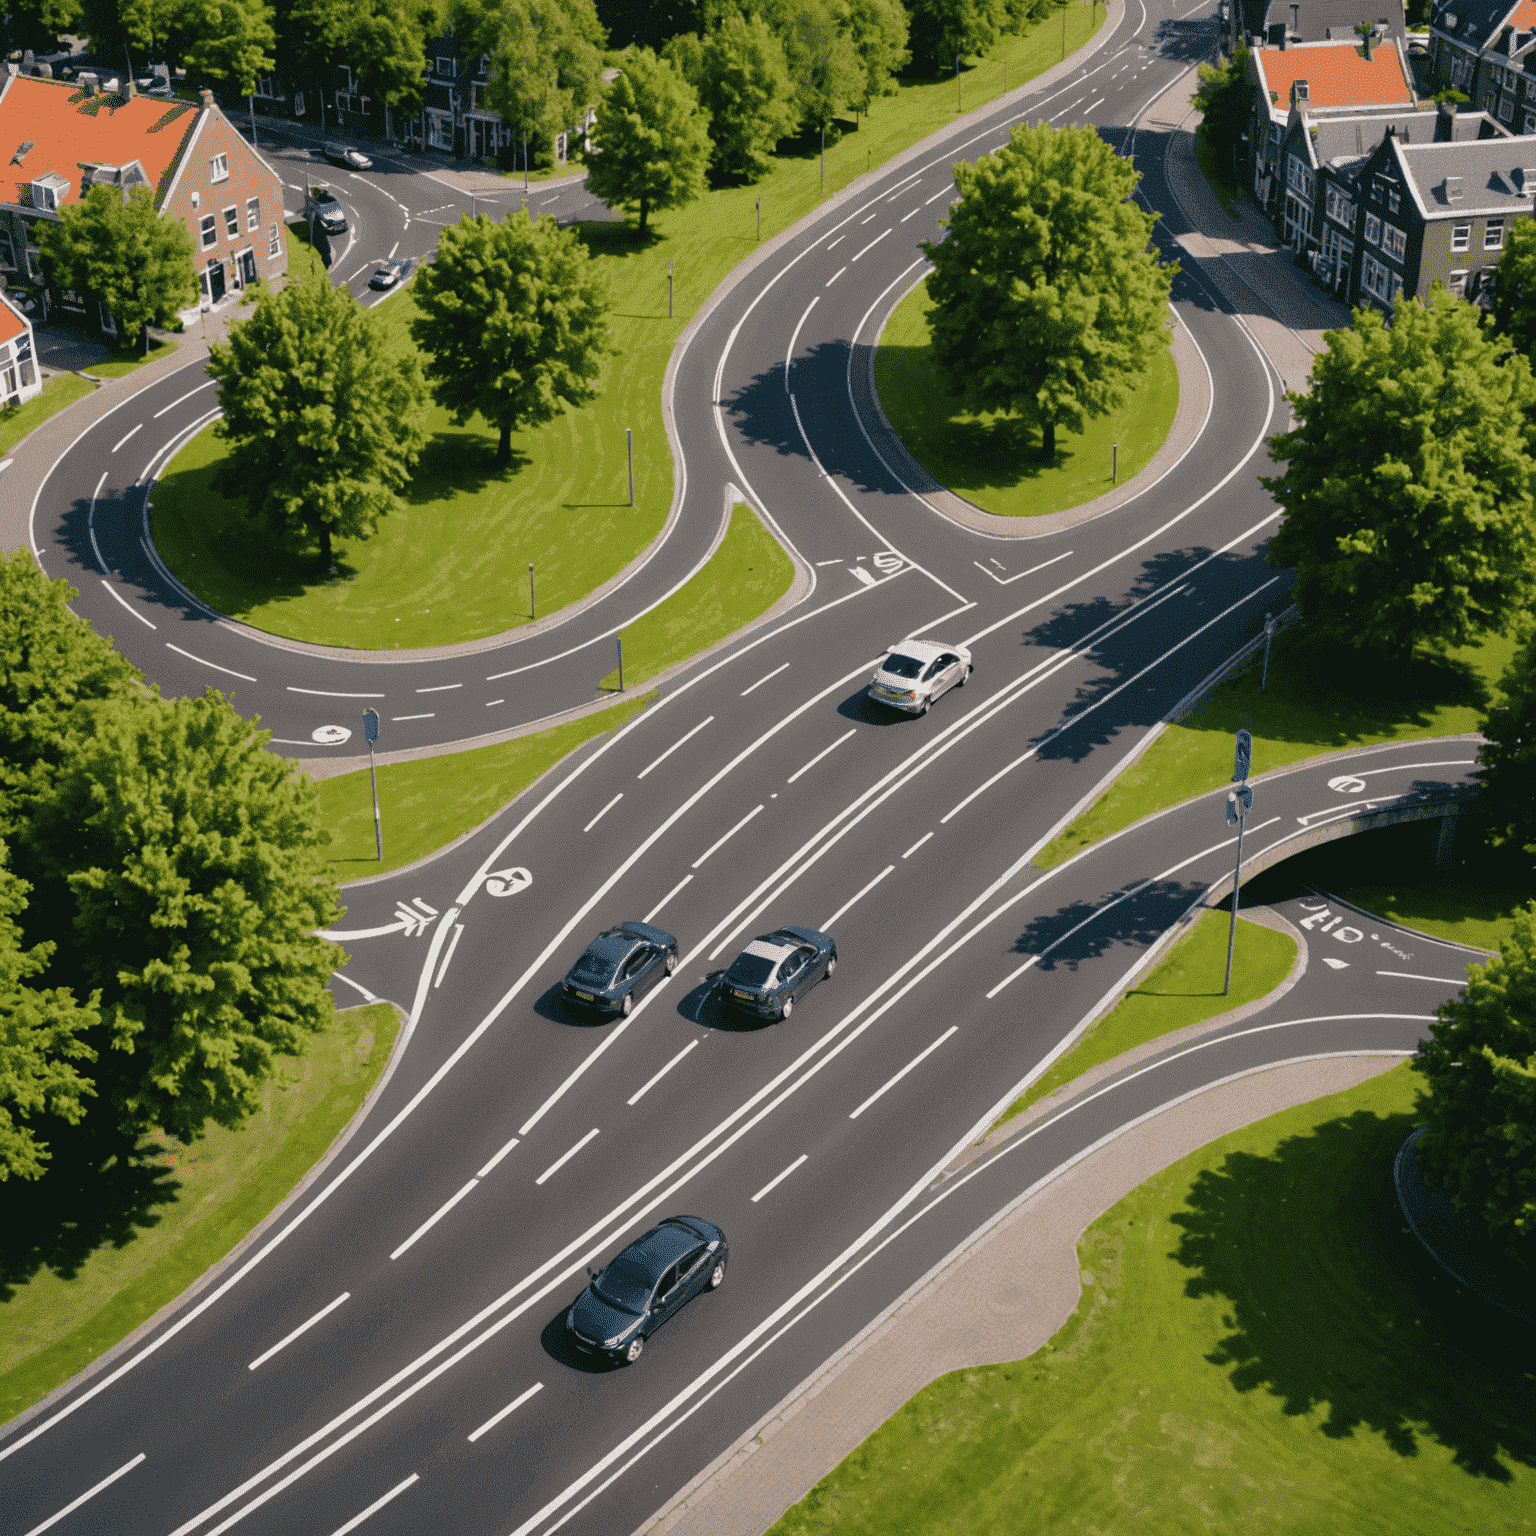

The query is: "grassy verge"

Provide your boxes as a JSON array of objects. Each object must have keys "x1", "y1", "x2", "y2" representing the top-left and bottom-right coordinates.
[
  {"x1": 314, "y1": 692, "x2": 655, "y2": 879},
  {"x1": 1037, "y1": 624, "x2": 1518, "y2": 869},
  {"x1": 0, "y1": 373, "x2": 95, "y2": 458},
  {"x1": 0, "y1": 1001, "x2": 398, "y2": 1427},
  {"x1": 597, "y1": 504, "x2": 794, "y2": 692},
  {"x1": 149, "y1": 7, "x2": 1104, "y2": 652},
  {"x1": 1194, "y1": 125, "x2": 1241, "y2": 218},
  {"x1": 874, "y1": 277, "x2": 1179, "y2": 517},
  {"x1": 770, "y1": 1065, "x2": 1536, "y2": 1535},
  {"x1": 993, "y1": 909, "x2": 1297, "y2": 1130},
  {"x1": 86, "y1": 335, "x2": 180, "y2": 380}
]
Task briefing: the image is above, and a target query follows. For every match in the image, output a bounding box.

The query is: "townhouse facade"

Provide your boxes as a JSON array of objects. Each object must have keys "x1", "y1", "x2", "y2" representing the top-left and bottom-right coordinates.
[
  {"x1": 0, "y1": 288, "x2": 41, "y2": 408},
  {"x1": 1428, "y1": 0, "x2": 1536, "y2": 131},
  {"x1": 0, "y1": 69, "x2": 287, "y2": 332}
]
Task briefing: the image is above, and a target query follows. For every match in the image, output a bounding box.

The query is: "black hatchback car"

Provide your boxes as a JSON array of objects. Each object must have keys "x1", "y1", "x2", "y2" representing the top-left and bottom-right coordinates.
[
  {"x1": 567, "y1": 1215, "x2": 728, "y2": 1364},
  {"x1": 561, "y1": 921, "x2": 678, "y2": 1017},
  {"x1": 718, "y1": 925, "x2": 836, "y2": 1020}
]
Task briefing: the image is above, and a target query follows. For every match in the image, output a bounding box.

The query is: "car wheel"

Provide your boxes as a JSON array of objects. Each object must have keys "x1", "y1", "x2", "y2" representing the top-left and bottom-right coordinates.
[
  {"x1": 825, "y1": 954, "x2": 837, "y2": 979},
  {"x1": 779, "y1": 995, "x2": 794, "y2": 1020},
  {"x1": 665, "y1": 951, "x2": 678, "y2": 975},
  {"x1": 620, "y1": 992, "x2": 633, "y2": 1017},
  {"x1": 624, "y1": 1335, "x2": 645, "y2": 1364},
  {"x1": 919, "y1": 697, "x2": 931, "y2": 716},
  {"x1": 709, "y1": 1260, "x2": 727, "y2": 1290},
  {"x1": 959, "y1": 665, "x2": 972, "y2": 686}
]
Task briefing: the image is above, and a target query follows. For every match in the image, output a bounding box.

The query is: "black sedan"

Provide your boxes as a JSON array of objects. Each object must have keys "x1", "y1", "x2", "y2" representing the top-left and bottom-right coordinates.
[
  {"x1": 322, "y1": 141, "x2": 373, "y2": 170},
  {"x1": 717, "y1": 925, "x2": 836, "y2": 1020},
  {"x1": 561, "y1": 921, "x2": 678, "y2": 1017},
  {"x1": 567, "y1": 1215, "x2": 727, "y2": 1364}
]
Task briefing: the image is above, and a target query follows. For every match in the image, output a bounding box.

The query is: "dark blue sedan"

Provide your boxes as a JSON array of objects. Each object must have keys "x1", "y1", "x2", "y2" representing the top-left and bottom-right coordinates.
[
  {"x1": 562, "y1": 921, "x2": 678, "y2": 1017},
  {"x1": 567, "y1": 1215, "x2": 728, "y2": 1364},
  {"x1": 717, "y1": 925, "x2": 836, "y2": 1020}
]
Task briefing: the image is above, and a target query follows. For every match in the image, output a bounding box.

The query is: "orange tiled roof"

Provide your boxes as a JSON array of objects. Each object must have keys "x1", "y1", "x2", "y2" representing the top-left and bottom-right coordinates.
[
  {"x1": 0, "y1": 294, "x2": 25, "y2": 344},
  {"x1": 1255, "y1": 42, "x2": 1414, "y2": 111},
  {"x1": 1508, "y1": 0, "x2": 1536, "y2": 29},
  {"x1": 0, "y1": 75, "x2": 200, "y2": 210}
]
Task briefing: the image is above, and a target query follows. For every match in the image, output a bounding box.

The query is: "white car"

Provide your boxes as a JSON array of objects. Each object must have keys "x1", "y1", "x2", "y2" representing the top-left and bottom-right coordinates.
[{"x1": 867, "y1": 639, "x2": 973, "y2": 715}]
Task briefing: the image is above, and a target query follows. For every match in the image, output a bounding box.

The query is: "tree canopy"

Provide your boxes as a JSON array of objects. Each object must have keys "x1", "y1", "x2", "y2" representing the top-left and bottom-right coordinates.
[
  {"x1": 1475, "y1": 626, "x2": 1536, "y2": 861},
  {"x1": 843, "y1": 0, "x2": 910, "y2": 112},
  {"x1": 74, "y1": 0, "x2": 275, "y2": 90},
  {"x1": 1492, "y1": 216, "x2": 1536, "y2": 359},
  {"x1": 37, "y1": 184, "x2": 196, "y2": 348},
  {"x1": 1413, "y1": 901, "x2": 1536, "y2": 1265},
  {"x1": 273, "y1": 0, "x2": 435, "y2": 117},
  {"x1": 922, "y1": 120, "x2": 1174, "y2": 458},
  {"x1": 1192, "y1": 44, "x2": 1251, "y2": 181},
  {"x1": 207, "y1": 266, "x2": 427, "y2": 565},
  {"x1": 585, "y1": 47, "x2": 711, "y2": 233},
  {"x1": 1264, "y1": 291, "x2": 1536, "y2": 663},
  {"x1": 410, "y1": 208, "x2": 610, "y2": 463},
  {"x1": 906, "y1": 0, "x2": 1005, "y2": 71}
]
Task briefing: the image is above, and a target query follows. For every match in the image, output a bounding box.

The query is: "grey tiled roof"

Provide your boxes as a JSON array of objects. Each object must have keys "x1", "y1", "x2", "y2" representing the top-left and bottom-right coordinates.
[
  {"x1": 1428, "y1": 0, "x2": 1522, "y2": 51},
  {"x1": 1395, "y1": 134, "x2": 1536, "y2": 215}
]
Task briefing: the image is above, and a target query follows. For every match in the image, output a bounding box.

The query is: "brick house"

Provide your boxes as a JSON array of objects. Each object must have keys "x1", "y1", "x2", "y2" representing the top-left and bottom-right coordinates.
[
  {"x1": 0, "y1": 289, "x2": 41, "y2": 407},
  {"x1": 0, "y1": 69, "x2": 286, "y2": 334}
]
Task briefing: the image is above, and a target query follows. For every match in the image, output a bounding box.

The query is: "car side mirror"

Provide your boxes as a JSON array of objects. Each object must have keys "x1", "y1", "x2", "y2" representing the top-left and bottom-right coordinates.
[{"x1": 586, "y1": 1266, "x2": 598, "y2": 1281}]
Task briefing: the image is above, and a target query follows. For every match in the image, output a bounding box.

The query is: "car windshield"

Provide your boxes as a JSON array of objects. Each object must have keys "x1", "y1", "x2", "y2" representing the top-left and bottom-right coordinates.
[
  {"x1": 593, "y1": 1261, "x2": 652, "y2": 1313},
  {"x1": 574, "y1": 949, "x2": 618, "y2": 984},
  {"x1": 882, "y1": 654, "x2": 924, "y2": 679},
  {"x1": 726, "y1": 954, "x2": 777, "y2": 987}
]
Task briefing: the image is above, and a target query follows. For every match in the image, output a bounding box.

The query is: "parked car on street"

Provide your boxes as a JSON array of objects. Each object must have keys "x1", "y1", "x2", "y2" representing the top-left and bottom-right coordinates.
[
  {"x1": 304, "y1": 184, "x2": 348, "y2": 236},
  {"x1": 717, "y1": 926, "x2": 836, "y2": 1021},
  {"x1": 562, "y1": 922, "x2": 678, "y2": 1018}
]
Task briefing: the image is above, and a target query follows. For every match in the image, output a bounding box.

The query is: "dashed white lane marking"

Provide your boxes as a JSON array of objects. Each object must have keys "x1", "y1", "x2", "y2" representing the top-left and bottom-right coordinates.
[
  {"x1": 628, "y1": 1038, "x2": 700, "y2": 1107},
  {"x1": 325, "y1": 1473, "x2": 419, "y2": 1535},
  {"x1": 849, "y1": 1025, "x2": 958, "y2": 1120},
  {"x1": 825, "y1": 265, "x2": 847, "y2": 287},
  {"x1": 416, "y1": 682, "x2": 462, "y2": 693},
  {"x1": 584, "y1": 793, "x2": 623, "y2": 833},
  {"x1": 902, "y1": 831, "x2": 933, "y2": 860},
  {"x1": 391, "y1": 713, "x2": 434, "y2": 721},
  {"x1": 434, "y1": 924, "x2": 465, "y2": 988},
  {"x1": 900, "y1": 206, "x2": 923, "y2": 221},
  {"x1": 486, "y1": 698, "x2": 505, "y2": 706},
  {"x1": 815, "y1": 558, "x2": 844, "y2": 566},
  {"x1": 1083, "y1": 96, "x2": 1106, "y2": 114},
  {"x1": 924, "y1": 186, "x2": 950, "y2": 204},
  {"x1": 691, "y1": 804, "x2": 764, "y2": 869},
  {"x1": 467, "y1": 1384, "x2": 544, "y2": 1444},
  {"x1": 851, "y1": 228, "x2": 891, "y2": 261},
  {"x1": 643, "y1": 874, "x2": 693, "y2": 925},
  {"x1": 786, "y1": 728, "x2": 856, "y2": 785},
  {"x1": 289, "y1": 686, "x2": 385, "y2": 698},
  {"x1": 751, "y1": 1153, "x2": 807, "y2": 1204},
  {"x1": 111, "y1": 423, "x2": 142, "y2": 453},
  {"x1": 535, "y1": 1127, "x2": 600, "y2": 1187},
  {"x1": 476, "y1": 1134, "x2": 520, "y2": 1178},
  {"x1": 248, "y1": 1293, "x2": 350, "y2": 1372},
  {"x1": 1377, "y1": 970, "x2": 1469, "y2": 986},
  {"x1": 390, "y1": 1180, "x2": 478, "y2": 1260},
  {"x1": 154, "y1": 380, "x2": 217, "y2": 418},
  {"x1": 820, "y1": 863, "x2": 894, "y2": 931},
  {"x1": 741, "y1": 662, "x2": 789, "y2": 696},
  {"x1": 166, "y1": 644, "x2": 255, "y2": 682},
  {"x1": 826, "y1": 235, "x2": 845, "y2": 249},
  {"x1": 100, "y1": 579, "x2": 157, "y2": 628},
  {"x1": 23, "y1": 1452, "x2": 147, "y2": 1536},
  {"x1": 637, "y1": 716, "x2": 714, "y2": 780}
]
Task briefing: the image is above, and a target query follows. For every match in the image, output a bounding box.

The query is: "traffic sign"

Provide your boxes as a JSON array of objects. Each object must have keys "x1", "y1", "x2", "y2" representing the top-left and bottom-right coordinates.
[
  {"x1": 1232, "y1": 728, "x2": 1252, "y2": 783},
  {"x1": 363, "y1": 708, "x2": 379, "y2": 744}
]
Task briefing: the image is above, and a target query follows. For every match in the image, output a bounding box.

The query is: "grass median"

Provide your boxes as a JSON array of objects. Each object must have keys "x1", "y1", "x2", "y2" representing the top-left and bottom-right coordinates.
[
  {"x1": 0, "y1": 1000, "x2": 398, "y2": 1427},
  {"x1": 770, "y1": 1065, "x2": 1536, "y2": 1535},
  {"x1": 150, "y1": 7, "x2": 1104, "y2": 652},
  {"x1": 992, "y1": 908, "x2": 1297, "y2": 1131},
  {"x1": 873, "y1": 276, "x2": 1179, "y2": 517}
]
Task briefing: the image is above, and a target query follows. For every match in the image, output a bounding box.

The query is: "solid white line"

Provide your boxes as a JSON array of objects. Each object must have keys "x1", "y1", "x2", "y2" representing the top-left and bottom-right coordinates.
[
  {"x1": 741, "y1": 662, "x2": 789, "y2": 696},
  {"x1": 1377, "y1": 970, "x2": 1468, "y2": 986},
  {"x1": 165, "y1": 643, "x2": 256, "y2": 682},
  {"x1": 900, "y1": 206, "x2": 923, "y2": 222},
  {"x1": 486, "y1": 698, "x2": 505, "y2": 706},
  {"x1": 584, "y1": 794, "x2": 623, "y2": 833},
  {"x1": 825, "y1": 265, "x2": 847, "y2": 286},
  {"x1": 248, "y1": 1293, "x2": 350, "y2": 1371},
  {"x1": 111, "y1": 423, "x2": 143, "y2": 453},
  {"x1": 750, "y1": 1154, "x2": 807, "y2": 1204},
  {"x1": 326, "y1": 1474, "x2": 419, "y2": 1535},
  {"x1": 415, "y1": 682, "x2": 462, "y2": 693},
  {"x1": 23, "y1": 1453, "x2": 146, "y2": 1536},
  {"x1": 638, "y1": 716, "x2": 714, "y2": 780},
  {"x1": 826, "y1": 235, "x2": 845, "y2": 249},
  {"x1": 849, "y1": 1026, "x2": 958, "y2": 1119},
  {"x1": 391, "y1": 713, "x2": 434, "y2": 721},
  {"x1": 786, "y1": 728, "x2": 856, "y2": 784},
  {"x1": 821, "y1": 865, "x2": 895, "y2": 933},
  {"x1": 467, "y1": 1383, "x2": 544, "y2": 1443},
  {"x1": 902, "y1": 832, "x2": 933, "y2": 860},
  {"x1": 476, "y1": 1135, "x2": 521, "y2": 1179},
  {"x1": 784, "y1": 296, "x2": 819, "y2": 389},
  {"x1": 154, "y1": 380, "x2": 217, "y2": 418},
  {"x1": 88, "y1": 469, "x2": 109, "y2": 573},
  {"x1": 692, "y1": 804, "x2": 764, "y2": 868},
  {"x1": 628, "y1": 1040, "x2": 700, "y2": 1107},
  {"x1": 643, "y1": 874, "x2": 693, "y2": 925},
  {"x1": 851, "y1": 228, "x2": 891, "y2": 261},
  {"x1": 536, "y1": 1128, "x2": 600, "y2": 1187},
  {"x1": 1083, "y1": 96, "x2": 1106, "y2": 113},
  {"x1": 331, "y1": 970, "x2": 377, "y2": 1002},
  {"x1": 388, "y1": 241, "x2": 399, "y2": 259},
  {"x1": 287, "y1": 687, "x2": 385, "y2": 698},
  {"x1": 390, "y1": 1180, "x2": 478, "y2": 1261},
  {"x1": 100, "y1": 578, "x2": 157, "y2": 628},
  {"x1": 433, "y1": 924, "x2": 464, "y2": 988}
]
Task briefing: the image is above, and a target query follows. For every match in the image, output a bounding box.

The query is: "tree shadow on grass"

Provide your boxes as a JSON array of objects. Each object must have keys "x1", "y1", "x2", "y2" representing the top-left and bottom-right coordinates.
[
  {"x1": 573, "y1": 221, "x2": 662, "y2": 261},
  {"x1": 0, "y1": 1116, "x2": 181, "y2": 1303},
  {"x1": 1169, "y1": 1105, "x2": 1536, "y2": 1477},
  {"x1": 404, "y1": 426, "x2": 528, "y2": 507}
]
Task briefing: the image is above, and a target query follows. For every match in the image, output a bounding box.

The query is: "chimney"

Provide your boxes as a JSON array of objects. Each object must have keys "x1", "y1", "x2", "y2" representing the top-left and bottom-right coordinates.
[
  {"x1": 121, "y1": 78, "x2": 135, "y2": 100},
  {"x1": 1292, "y1": 78, "x2": 1310, "y2": 104},
  {"x1": 1446, "y1": 174, "x2": 1465, "y2": 198},
  {"x1": 1436, "y1": 96, "x2": 1458, "y2": 138},
  {"x1": 1364, "y1": 25, "x2": 1373, "y2": 58},
  {"x1": 78, "y1": 71, "x2": 98, "y2": 96},
  {"x1": 198, "y1": 87, "x2": 214, "y2": 107}
]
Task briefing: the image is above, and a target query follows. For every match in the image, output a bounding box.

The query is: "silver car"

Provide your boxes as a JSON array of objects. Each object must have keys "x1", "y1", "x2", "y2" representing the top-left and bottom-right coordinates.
[{"x1": 867, "y1": 639, "x2": 973, "y2": 715}]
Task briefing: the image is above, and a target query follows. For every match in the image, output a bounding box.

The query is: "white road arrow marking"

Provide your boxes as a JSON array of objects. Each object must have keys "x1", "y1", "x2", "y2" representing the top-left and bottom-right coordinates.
[
  {"x1": 1322, "y1": 957, "x2": 1349, "y2": 970},
  {"x1": 320, "y1": 905, "x2": 439, "y2": 941}
]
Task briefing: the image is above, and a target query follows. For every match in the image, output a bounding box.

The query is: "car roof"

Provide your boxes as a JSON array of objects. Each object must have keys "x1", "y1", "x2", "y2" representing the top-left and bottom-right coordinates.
[
  {"x1": 743, "y1": 937, "x2": 796, "y2": 963},
  {"x1": 615, "y1": 1223, "x2": 702, "y2": 1277},
  {"x1": 770, "y1": 925, "x2": 831, "y2": 946},
  {"x1": 584, "y1": 930, "x2": 640, "y2": 965},
  {"x1": 615, "y1": 920, "x2": 676, "y2": 948},
  {"x1": 886, "y1": 639, "x2": 943, "y2": 663}
]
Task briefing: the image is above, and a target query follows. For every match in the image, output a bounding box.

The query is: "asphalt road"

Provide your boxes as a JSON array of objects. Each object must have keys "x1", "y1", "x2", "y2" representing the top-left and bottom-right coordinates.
[{"x1": 2, "y1": 4, "x2": 1486, "y2": 1535}]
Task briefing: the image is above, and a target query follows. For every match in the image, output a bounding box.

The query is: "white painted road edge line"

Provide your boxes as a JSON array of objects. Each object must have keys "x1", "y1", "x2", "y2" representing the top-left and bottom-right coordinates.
[
  {"x1": 326, "y1": 1473, "x2": 419, "y2": 1536},
  {"x1": 535, "y1": 1128, "x2": 600, "y2": 1187},
  {"x1": 784, "y1": 296, "x2": 819, "y2": 390},
  {"x1": 750, "y1": 1154, "x2": 808, "y2": 1204},
  {"x1": 165, "y1": 643, "x2": 256, "y2": 683},
  {"x1": 628, "y1": 1039, "x2": 700, "y2": 1107},
  {"x1": 476, "y1": 1135, "x2": 521, "y2": 1179},
  {"x1": 100, "y1": 578, "x2": 157, "y2": 629},
  {"x1": 23, "y1": 1452, "x2": 146, "y2": 1536},
  {"x1": 331, "y1": 970, "x2": 377, "y2": 1003},
  {"x1": 467, "y1": 1383, "x2": 544, "y2": 1444},
  {"x1": 638, "y1": 716, "x2": 714, "y2": 781},
  {"x1": 820, "y1": 864, "x2": 895, "y2": 933},
  {"x1": 390, "y1": 1180, "x2": 478, "y2": 1261},
  {"x1": 786, "y1": 728, "x2": 855, "y2": 784},
  {"x1": 849, "y1": 1026, "x2": 958, "y2": 1120},
  {"x1": 1377, "y1": 970, "x2": 1469, "y2": 986},
  {"x1": 247, "y1": 1293, "x2": 350, "y2": 1372},
  {"x1": 433, "y1": 924, "x2": 465, "y2": 988}
]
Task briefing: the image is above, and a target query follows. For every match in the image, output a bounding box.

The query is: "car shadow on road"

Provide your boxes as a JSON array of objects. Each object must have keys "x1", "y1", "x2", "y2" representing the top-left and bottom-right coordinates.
[
  {"x1": 836, "y1": 688, "x2": 908, "y2": 726},
  {"x1": 540, "y1": 1308, "x2": 622, "y2": 1373},
  {"x1": 683, "y1": 974, "x2": 779, "y2": 1033}
]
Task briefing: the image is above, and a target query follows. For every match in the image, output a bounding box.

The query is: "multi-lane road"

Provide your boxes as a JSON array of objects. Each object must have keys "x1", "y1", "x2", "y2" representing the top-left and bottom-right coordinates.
[{"x1": 4, "y1": 3, "x2": 1483, "y2": 1534}]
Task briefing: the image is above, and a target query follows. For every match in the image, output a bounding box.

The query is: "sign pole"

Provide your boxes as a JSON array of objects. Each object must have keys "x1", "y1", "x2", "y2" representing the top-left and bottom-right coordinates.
[
  {"x1": 617, "y1": 634, "x2": 624, "y2": 693},
  {"x1": 627, "y1": 427, "x2": 634, "y2": 507},
  {"x1": 529, "y1": 562, "x2": 536, "y2": 620},
  {"x1": 1223, "y1": 729, "x2": 1253, "y2": 995},
  {"x1": 1261, "y1": 611, "x2": 1277, "y2": 692},
  {"x1": 668, "y1": 259, "x2": 673, "y2": 319},
  {"x1": 363, "y1": 709, "x2": 382, "y2": 861}
]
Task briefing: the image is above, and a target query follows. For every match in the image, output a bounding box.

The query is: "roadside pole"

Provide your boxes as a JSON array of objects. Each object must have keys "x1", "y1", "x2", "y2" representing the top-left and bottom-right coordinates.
[
  {"x1": 1223, "y1": 728, "x2": 1253, "y2": 995},
  {"x1": 363, "y1": 709, "x2": 382, "y2": 862},
  {"x1": 627, "y1": 428, "x2": 634, "y2": 506},
  {"x1": 529, "y1": 562, "x2": 536, "y2": 620},
  {"x1": 617, "y1": 635, "x2": 624, "y2": 693},
  {"x1": 1261, "y1": 611, "x2": 1277, "y2": 691}
]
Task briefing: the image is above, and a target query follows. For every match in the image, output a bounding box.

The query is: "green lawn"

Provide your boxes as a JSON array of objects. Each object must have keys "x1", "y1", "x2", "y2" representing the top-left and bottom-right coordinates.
[
  {"x1": 315, "y1": 692, "x2": 655, "y2": 878},
  {"x1": 771, "y1": 1065, "x2": 1536, "y2": 1536},
  {"x1": 149, "y1": 8, "x2": 1104, "y2": 651},
  {"x1": 0, "y1": 1001, "x2": 397, "y2": 1427},
  {"x1": 1038, "y1": 624, "x2": 1518, "y2": 868},
  {"x1": 597, "y1": 504, "x2": 794, "y2": 691},
  {"x1": 86, "y1": 334, "x2": 180, "y2": 380},
  {"x1": 0, "y1": 372, "x2": 95, "y2": 458},
  {"x1": 995, "y1": 908, "x2": 1297, "y2": 1130},
  {"x1": 873, "y1": 276, "x2": 1179, "y2": 516}
]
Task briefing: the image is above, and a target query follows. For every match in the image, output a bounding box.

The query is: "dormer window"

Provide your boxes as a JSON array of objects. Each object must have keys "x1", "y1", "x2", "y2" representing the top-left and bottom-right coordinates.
[
  {"x1": 1446, "y1": 175, "x2": 1465, "y2": 199},
  {"x1": 29, "y1": 171, "x2": 69, "y2": 210}
]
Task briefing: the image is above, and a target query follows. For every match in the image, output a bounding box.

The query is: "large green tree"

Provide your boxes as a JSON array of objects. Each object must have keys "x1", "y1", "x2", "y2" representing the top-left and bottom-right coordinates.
[
  {"x1": 273, "y1": 0, "x2": 434, "y2": 129},
  {"x1": 411, "y1": 208, "x2": 610, "y2": 464},
  {"x1": 1493, "y1": 216, "x2": 1536, "y2": 358},
  {"x1": 585, "y1": 47, "x2": 711, "y2": 234},
  {"x1": 1264, "y1": 291, "x2": 1536, "y2": 663},
  {"x1": 1475, "y1": 626, "x2": 1536, "y2": 860},
  {"x1": 1192, "y1": 43, "x2": 1251, "y2": 185},
  {"x1": 665, "y1": 12, "x2": 797, "y2": 179},
  {"x1": 1413, "y1": 901, "x2": 1536, "y2": 1265},
  {"x1": 20, "y1": 690, "x2": 344, "y2": 1144},
  {"x1": 775, "y1": 0, "x2": 862, "y2": 128},
  {"x1": 207, "y1": 267, "x2": 427, "y2": 565},
  {"x1": 843, "y1": 0, "x2": 909, "y2": 112},
  {"x1": 906, "y1": 0, "x2": 1005, "y2": 71},
  {"x1": 37, "y1": 184, "x2": 196, "y2": 349},
  {"x1": 75, "y1": 0, "x2": 275, "y2": 87},
  {"x1": 923, "y1": 120, "x2": 1174, "y2": 459}
]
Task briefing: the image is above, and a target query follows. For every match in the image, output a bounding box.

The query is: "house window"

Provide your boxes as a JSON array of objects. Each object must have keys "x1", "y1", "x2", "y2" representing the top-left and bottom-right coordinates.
[
  {"x1": 268, "y1": 221, "x2": 281, "y2": 257},
  {"x1": 1500, "y1": 93, "x2": 1516, "y2": 122},
  {"x1": 1365, "y1": 213, "x2": 1382, "y2": 245},
  {"x1": 254, "y1": 75, "x2": 278, "y2": 99},
  {"x1": 246, "y1": 197, "x2": 259, "y2": 231},
  {"x1": 479, "y1": 53, "x2": 489, "y2": 75},
  {"x1": 436, "y1": 55, "x2": 453, "y2": 76},
  {"x1": 1386, "y1": 185, "x2": 1400, "y2": 214},
  {"x1": 1451, "y1": 221, "x2": 1471, "y2": 250},
  {"x1": 210, "y1": 152, "x2": 229, "y2": 183},
  {"x1": 338, "y1": 64, "x2": 352, "y2": 90},
  {"x1": 1361, "y1": 251, "x2": 1401, "y2": 303},
  {"x1": 224, "y1": 205, "x2": 239, "y2": 238},
  {"x1": 294, "y1": 91, "x2": 305, "y2": 116},
  {"x1": 1382, "y1": 224, "x2": 1407, "y2": 260},
  {"x1": 200, "y1": 212, "x2": 217, "y2": 248},
  {"x1": 0, "y1": 230, "x2": 13, "y2": 270},
  {"x1": 1486, "y1": 219, "x2": 1506, "y2": 249},
  {"x1": 1448, "y1": 268, "x2": 1468, "y2": 296},
  {"x1": 1326, "y1": 187, "x2": 1356, "y2": 225}
]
